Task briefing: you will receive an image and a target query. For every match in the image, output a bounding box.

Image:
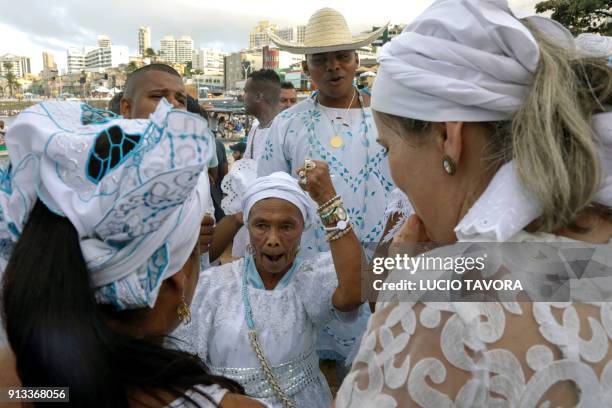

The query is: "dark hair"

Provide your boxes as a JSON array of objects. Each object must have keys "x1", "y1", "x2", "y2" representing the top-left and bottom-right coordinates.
[
  {"x1": 108, "y1": 92, "x2": 123, "y2": 114},
  {"x1": 280, "y1": 81, "x2": 294, "y2": 90},
  {"x1": 124, "y1": 64, "x2": 182, "y2": 100},
  {"x1": 2, "y1": 200, "x2": 244, "y2": 407},
  {"x1": 247, "y1": 69, "x2": 281, "y2": 105}
]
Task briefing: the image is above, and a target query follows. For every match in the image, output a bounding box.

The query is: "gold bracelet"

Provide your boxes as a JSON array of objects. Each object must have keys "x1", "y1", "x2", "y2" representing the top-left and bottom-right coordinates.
[{"x1": 317, "y1": 195, "x2": 341, "y2": 214}]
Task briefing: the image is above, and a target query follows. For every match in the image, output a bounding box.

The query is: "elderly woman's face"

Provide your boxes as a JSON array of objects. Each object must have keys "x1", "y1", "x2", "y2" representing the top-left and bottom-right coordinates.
[{"x1": 248, "y1": 198, "x2": 304, "y2": 274}]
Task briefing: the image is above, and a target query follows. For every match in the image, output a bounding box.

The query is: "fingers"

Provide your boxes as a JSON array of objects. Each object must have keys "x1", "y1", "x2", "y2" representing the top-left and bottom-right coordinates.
[
  {"x1": 393, "y1": 215, "x2": 426, "y2": 244},
  {"x1": 390, "y1": 214, "x2": 430, "y2": 257}
]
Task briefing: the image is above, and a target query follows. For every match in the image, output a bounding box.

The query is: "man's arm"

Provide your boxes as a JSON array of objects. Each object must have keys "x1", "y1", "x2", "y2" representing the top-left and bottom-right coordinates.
[{"x1": 208, "y1": 213, "x2": 244, "y2": 262}]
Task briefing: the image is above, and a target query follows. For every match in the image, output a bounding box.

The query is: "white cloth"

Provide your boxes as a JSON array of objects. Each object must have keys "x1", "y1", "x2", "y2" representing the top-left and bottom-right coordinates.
[
  {"x1": 242, "y1": 171, "x2": 316, "y2": 228},
  {"x1": 166, "y1": 384, "x2": 229, "y2": 407},
  {"x1": 336, "y1": 231, "x2": 612, "y2": 407},
  {"x1": 0, "y1": 100, "x2": 216, "y2": 309},
  {"x1": 171, "y1": 253, "x2": 357, "y2": 408},
  {"x1": 221, "y1": 158, "x2": 258, "y2": 258},
  {"x1": 245, "y1": 121, "x2": 272, "y2": 161},
  {"x1": 382, "y1": 188, "x2": 415, "y2": 243}
]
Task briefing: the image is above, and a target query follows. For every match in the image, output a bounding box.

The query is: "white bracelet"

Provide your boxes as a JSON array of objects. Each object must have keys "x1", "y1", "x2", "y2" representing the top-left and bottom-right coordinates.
[{"x1": 323, "y1": 218, "x2": 350, "y2": 232}]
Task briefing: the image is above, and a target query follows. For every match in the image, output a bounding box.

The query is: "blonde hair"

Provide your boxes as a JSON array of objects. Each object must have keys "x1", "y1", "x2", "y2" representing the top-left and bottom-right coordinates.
[{"x1": 378, "y1": 25, "x2": 612, "y2": 233}]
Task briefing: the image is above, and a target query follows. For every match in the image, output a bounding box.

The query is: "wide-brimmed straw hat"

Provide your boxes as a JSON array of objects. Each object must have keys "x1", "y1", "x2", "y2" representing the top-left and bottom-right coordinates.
[{"x1": 268, "y1": 8, "x2": 388, "y2": 55}]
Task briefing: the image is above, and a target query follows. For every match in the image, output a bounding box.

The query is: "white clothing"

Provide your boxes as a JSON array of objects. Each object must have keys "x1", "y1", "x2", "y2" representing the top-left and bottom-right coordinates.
[
  {"x1": 166, "y1": 384, "x2": 227, "y2": 407},
  {"x1": 336, "y1": 231, "x2": 612, "y2": 407},
  {"x1": 245, "y1": 121, "x2": 272, "y2": 162},
  {"x1": 171, "y1": 253, "x2": 357, "y2": 408}
]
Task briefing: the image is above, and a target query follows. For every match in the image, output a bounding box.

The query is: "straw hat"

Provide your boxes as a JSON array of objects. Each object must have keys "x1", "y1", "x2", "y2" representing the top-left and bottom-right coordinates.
[{"x1": 268, "y1": 8, "x2": 388, "y2": 55}]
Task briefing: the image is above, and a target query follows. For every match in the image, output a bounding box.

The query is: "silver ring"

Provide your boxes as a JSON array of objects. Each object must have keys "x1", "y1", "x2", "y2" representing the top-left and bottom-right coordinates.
[{"x1": 304, "y1": 158, "x2": 316, "y2": 171}]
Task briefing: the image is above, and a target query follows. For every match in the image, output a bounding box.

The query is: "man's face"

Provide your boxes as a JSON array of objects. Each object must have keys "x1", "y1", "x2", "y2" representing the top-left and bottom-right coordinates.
[
  {"x1": 243, "y1": 78, "x2": 259, "y2": 115},
  {"x1": 279, "y1": 88, "x2": 298, "y2": 111},
  {"x1": 121, "y1": 71, "x2": 187, "y2": 119},
  {"x1": 232, "y1": 150, "x2": 243, "y2": 161},
  {"x1": 304, "y1": 51, "x2": 358, "y2": 100}
]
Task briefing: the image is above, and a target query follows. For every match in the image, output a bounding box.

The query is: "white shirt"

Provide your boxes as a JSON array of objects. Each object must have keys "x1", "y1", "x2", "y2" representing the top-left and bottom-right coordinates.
[{"x1": 245, "y1": 120, "x2": 272, "y2": 161}]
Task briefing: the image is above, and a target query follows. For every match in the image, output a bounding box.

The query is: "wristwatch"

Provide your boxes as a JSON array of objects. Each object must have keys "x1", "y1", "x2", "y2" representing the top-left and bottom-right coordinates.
[{"x1": 323, "y1": 205, "x2": 348, "y2": 229}]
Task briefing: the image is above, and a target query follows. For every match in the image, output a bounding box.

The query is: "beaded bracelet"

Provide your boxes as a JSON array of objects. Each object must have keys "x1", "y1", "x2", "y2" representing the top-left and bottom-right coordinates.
[
  {"x1": 317, "y1": 195, "x2": 341, "y2": 214},
  {"x1": 326, "y1": 223, "x2": 353, "y2": 242}
]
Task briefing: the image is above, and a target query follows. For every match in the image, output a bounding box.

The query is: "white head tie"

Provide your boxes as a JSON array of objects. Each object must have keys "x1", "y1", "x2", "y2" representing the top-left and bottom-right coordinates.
[
  {"x1": 372, "y1": 0, "x2": 571, "y2": 122},
  {"x1": 0, "y1": 100, "x2": 215, "y2": 309},
  {"x1": 241, "y1": 172, "x2": 315, "y2": 228}
]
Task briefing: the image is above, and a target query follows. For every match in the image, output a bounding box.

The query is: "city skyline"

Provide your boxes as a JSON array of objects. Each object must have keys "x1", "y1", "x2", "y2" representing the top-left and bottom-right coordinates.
[{"x1": 1, "y1": 0, "x2": 539, "y2": 74}]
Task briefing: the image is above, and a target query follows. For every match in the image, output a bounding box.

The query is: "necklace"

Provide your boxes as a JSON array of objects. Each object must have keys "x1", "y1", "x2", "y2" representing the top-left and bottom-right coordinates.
[
  {"x1": 241, "y1": 256, "x2": 296, "y2": 408},
  {"x1": 317, "y1": 89, "x2": 357, "y2": 149},
  {"x1": 309, "y1": 88, "x2": 371, "y2": 243},
  {"x1": 248, "y1": 121, "x2": 271, "y2": 159}
]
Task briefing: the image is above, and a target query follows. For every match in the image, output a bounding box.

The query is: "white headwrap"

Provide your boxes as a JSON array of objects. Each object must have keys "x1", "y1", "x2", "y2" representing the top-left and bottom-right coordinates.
[
  {"x1": 0, "y1": 100, "x2": 215, "y2": 309},
  {"x1": 241, "y1": 172, "x2": 315, "y2": 228},
  {"x1": 372, "y1": 0, "x2": 612, "y2": 241}
]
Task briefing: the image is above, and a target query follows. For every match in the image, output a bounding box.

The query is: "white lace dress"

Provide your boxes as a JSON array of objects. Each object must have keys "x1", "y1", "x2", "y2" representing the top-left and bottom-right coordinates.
[
  {"x1": 336, "y1": 231, "x2": 612, "y2": 407},
  {"x1": 171, "y1": 252, "x2": 358, "y2": 408}
]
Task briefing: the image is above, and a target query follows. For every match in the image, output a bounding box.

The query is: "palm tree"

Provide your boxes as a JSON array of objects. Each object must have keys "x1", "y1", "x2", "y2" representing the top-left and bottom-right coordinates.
[{"x1": 2, "y1": 62, "x2": 18, "y2": 98}]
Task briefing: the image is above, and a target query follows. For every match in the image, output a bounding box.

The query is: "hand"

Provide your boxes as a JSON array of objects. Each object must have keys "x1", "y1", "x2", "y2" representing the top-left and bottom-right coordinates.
[
  {"x1": 295, "y1": 159, "x2": 337, "y2": 205},
  {"x1": 199, "y1": 214, "x2": 215, "y2": 254},
  {"x1": 389, "y1": 214, "x2": 432, "y2": 258}
]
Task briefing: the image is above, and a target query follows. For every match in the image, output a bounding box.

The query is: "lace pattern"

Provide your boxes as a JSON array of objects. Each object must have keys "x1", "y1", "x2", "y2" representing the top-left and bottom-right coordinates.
[{"x1": 336, "y1": 231, "x2": 612, "y2": 407}]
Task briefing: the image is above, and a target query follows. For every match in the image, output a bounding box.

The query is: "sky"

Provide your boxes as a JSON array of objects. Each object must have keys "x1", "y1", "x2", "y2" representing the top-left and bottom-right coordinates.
[{"x1": 0, "y1": 0, "x2": 539, "y2": 74}]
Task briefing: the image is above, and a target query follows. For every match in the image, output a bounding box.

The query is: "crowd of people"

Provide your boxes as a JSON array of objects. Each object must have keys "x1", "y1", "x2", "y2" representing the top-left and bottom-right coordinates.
[{"x1": 0, "y1": 1, "x2": 612, "y2": 407}]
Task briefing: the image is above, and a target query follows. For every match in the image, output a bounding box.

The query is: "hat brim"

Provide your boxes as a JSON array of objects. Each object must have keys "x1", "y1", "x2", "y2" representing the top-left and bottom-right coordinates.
[{"x1": 269, "y1": 25, "x2": 388, "y2": 55}]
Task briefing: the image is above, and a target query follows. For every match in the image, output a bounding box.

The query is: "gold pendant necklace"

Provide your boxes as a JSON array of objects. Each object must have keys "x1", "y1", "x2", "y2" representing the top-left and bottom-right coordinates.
[
  {"x1": 330, "y1": 135, "x2": 344, "y2": 148},
  {"x1": 318, "y1": 90, "x2": 356, "y2": 149}
]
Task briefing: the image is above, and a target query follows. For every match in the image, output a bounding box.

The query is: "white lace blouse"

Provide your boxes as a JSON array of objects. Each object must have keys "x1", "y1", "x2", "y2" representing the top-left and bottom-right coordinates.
[
  {"x1": 171, "y1": 252, "x2": 358, "y2": 408},
  {"x1": 336, "y1": 231, "x2": 612, "y2": 407}
]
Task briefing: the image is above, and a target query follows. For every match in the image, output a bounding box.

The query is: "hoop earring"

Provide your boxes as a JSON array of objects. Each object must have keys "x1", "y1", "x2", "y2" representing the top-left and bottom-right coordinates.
[
  {"x1": 177, "y1": 294, "x2": 191, "y2": 325},
  {"x1": 442, "y1": 154, "x2": 456, "y2": 175}
]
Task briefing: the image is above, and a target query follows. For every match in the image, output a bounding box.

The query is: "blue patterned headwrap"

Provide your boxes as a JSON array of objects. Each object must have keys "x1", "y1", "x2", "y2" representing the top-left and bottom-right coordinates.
[{"x1": 0, "y1": 99, "x2": 216, "y2": 309}]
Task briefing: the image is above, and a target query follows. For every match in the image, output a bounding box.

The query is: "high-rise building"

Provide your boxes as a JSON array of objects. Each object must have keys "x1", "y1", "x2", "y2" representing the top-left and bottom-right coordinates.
[
  {"x1": 97, "y1": 35, "x2": 112, "y2": 48},
  {"x1": 297, "y1": 25, "x2": 306, "y2": 43},
  {"x1": 192, "y1": 48, "x2": 226, "y2": 74},
  {"x1": 67, "y1": 47, "x2": 85, "y2": 74},
  {"x1": 138, "y1": 26, "x2": 151, "y2": 57},
  {"x1": 0, "y1": 54, "x2": 31, "y2": 78},
  {"x1": 262, "y1": 46, "x2": 303, "y2": 71},
  {"x1": 249, "y1": 21, "x2": 277, "y2": 49},
  {"x1": 42, "y1": 51, "x2": 57, "y2": 72},
  {"x1": 84, "y1": 46, "x2": 129, "y2": 72},
  {"x1": 159, "y1": 35, "x2": 193, "y2": 64},
  {"x1": 275, "y1": 27, "x2": 298, "y2": 42},
  {"x1": 175, "y1": 36, "x2": 194, "y2": 64},
  {"x1": 223, "y1": 51, "x2": 263, "y2": 91},
  {"x1": 160, "y1": 35, "x2": 176, "y2": 63}
]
